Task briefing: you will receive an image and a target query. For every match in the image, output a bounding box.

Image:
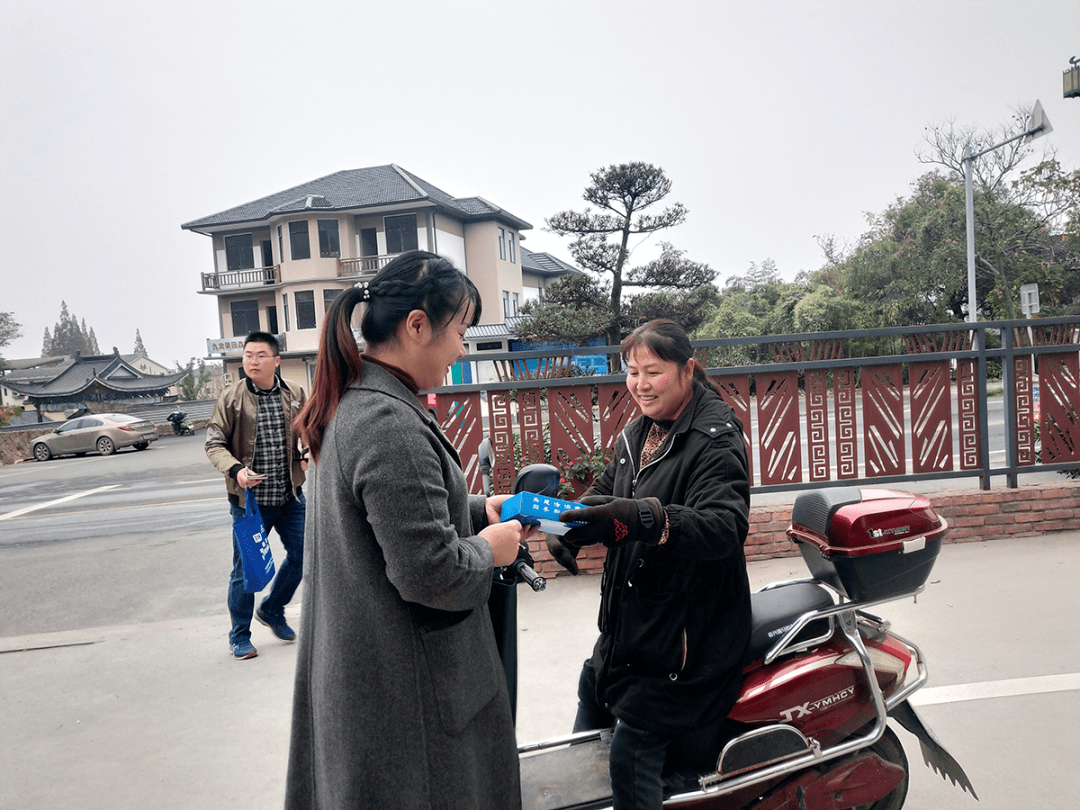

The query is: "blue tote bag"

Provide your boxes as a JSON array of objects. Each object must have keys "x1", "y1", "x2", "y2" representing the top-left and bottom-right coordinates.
[{"x1": 234, "y1": 492, "x2": 275, "y2": 592}]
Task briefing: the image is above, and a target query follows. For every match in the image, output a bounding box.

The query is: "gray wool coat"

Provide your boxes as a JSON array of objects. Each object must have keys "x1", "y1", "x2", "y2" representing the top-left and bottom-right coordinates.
[{"x1": 285, "y1": 363, "x2": 520, "y2": 810}]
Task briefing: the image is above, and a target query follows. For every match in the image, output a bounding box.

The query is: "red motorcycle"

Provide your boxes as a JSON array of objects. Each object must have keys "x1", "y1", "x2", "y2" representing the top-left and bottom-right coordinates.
[{"x1": 500, "y1": 466, "x2": 978, "y2": 810}]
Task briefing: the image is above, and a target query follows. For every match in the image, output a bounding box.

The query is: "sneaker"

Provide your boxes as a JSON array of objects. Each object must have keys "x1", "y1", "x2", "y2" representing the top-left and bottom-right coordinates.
[
  {"x1": 255, "y1": 607, "x2": 296, "y2": 642},
  {"x1": 231, "y1": 640, "x2": 258, "y2": 660}
]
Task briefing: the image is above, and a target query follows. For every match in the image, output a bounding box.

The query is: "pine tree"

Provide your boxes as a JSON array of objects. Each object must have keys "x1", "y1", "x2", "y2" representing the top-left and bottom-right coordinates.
[
  {"x1": 133, "y1": 329, "x2": 146, "y2": 356},
  {"x1": 44, "y1": 302, "x2": 102, "y2": 356},
  {"x1": 42, "y1": 327, "x2": 52, "y2": 356}
]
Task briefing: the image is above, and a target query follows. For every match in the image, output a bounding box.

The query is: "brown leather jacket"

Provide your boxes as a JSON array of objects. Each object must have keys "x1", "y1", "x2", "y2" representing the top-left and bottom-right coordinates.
[{"x1": 205, "y1": 374, "x2": 308, "y2": 504}]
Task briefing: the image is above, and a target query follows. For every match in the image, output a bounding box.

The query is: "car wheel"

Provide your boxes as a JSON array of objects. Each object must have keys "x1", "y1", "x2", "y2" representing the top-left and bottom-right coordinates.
[
  {"x1": 96, "y1": 436, "x2": 117, "y2": 456},
  {"x1": 134, "y1": 442, "x2": 149, "y2": 451},
  {"x1": 33, "y1": 443, "x2": 53, "y2": 462}
]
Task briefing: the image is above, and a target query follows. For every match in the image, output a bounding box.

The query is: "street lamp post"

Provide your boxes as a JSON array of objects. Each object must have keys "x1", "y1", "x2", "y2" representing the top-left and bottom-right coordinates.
[{"x1": 962, "y1": 100, "x2": 1053, "y2": 323}]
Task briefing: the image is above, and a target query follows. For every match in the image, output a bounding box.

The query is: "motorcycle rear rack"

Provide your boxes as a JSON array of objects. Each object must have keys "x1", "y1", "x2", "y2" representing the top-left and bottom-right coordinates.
[
  {"x1": 686, "y1": 583, "x2": 929, "y2": 800},
  {"x1": 519, "y1": 583, "x2": 931, "y2": 808}
]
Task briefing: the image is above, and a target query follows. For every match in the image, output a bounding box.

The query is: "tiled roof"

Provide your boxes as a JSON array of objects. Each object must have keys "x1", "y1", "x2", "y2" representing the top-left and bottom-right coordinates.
[
  {"x1": 2, "y1": 354, "x2": 186, "y2": 399},
  {"x1": 520, "y1": 248, "x2": 580, "y2": 277},
  {"x1": 0, "y1": 355, "x2": 68, "y2": 372},
  {"x1": 182, "y1": 165, "x2": 532, "y2": 232},
  {"x1": 466, "y1": 316, "x2": 528, "y2": 340}
]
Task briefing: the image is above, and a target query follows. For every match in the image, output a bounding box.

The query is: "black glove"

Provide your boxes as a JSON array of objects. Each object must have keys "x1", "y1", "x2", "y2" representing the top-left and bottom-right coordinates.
[
  {"x1": 559, "y1": 495, "x2": 665, "y2": 549},
  {"x1": 545, "y1": 535, "x2": 581, "y2": 575}
]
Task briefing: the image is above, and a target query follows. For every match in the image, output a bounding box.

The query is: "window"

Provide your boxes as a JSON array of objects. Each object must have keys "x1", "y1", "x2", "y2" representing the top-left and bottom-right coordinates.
[
  {"x1": 512, "y1": 292, "x2": 520, "y2": 316},
  {"x1": 267, "y1": 306, "x2": 278, "y2": 334},
  {"x1": 360, "y1": 227, "x2": 378, "y2": 257},
  {"x1": 230, "y1": 299, "x2": 259, "y2": 337},
  {"x1": 261, "y1": 240, "x2": 273, "y2": 268},
  {"x1": 289, "y1": 221, "x2": 311, "y2": 260},
  {"x1": 498, "y1": 227, "x2": 506, "y2": 260},
  {"x1": 384, "y1": 214, "x2": 418, "y2": 254},
  {"x1": 508, "y1": 232, "x2": 516, "y2": 264},
  {"x1": 282, "y1": 294, "x2": 290, "y2": 331},
  {"x1": 318, "y1": 219, "x2": 340, "y2": 258},
  {"x1": 323, "y1": 289, "x2": 342, "y2": 312},
  {"x1": 277, "y1": 226, "x2": 283, "y2": 262},
  {"x1": 502, "y1": 290, "x2": 510, "y2": 317},
  {"x1": 225, "y1": 234, "x2": 254, "y2": 271},
  {"x1": 296, "y1": 290, "x2": 316, "y2": 330},
  {"x1": 477, "y1": 341, "x2": 502, "y2": 351}
]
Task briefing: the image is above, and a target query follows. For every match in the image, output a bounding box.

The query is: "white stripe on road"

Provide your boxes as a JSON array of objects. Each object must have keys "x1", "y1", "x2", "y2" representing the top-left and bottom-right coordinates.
[
  {"x1": 911, "y1": 672, "x2": 1080, "y2": 706},
  {"x1": 0, "y1": 485, "x2": 122, "y2": 521}
]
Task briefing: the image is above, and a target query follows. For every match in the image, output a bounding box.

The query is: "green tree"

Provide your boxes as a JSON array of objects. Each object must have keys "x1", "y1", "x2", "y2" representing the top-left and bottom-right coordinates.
[
  {"x1": 916, "y1": 109, "x2": 1079, "y2": 320},
  {"x1": 791, "y1": 286, "x2": 862, "y2": 334},
  {"x1": 515, "y1": 274, "x2": 612, "y2": 344},
  {"x1": 0, "y1": 311, "x2": 21, "y2": 368},
  {"x1": 832, "y1": 173, "x2": 970, "y2": 327},
  {"x1": 692, "y1": 260, "x2": 811, "y2": 363},
  {"x1": 830, "y1": 164, "x2": 1080, "y2": 326},
  {"x1": 133, "y1": 329, "x2": 147, "y2": 356},
  {"x1": 0, "y1": 312, "x2": 23, "y2": 424},
  {"x1": 177, "y1": 358, "x2": 212, "y2": 400},
  {"x1": 542, "y1": 163, "x2": 715, "y2": 350},
  {"x1": 41, "y1": 302, "x2": 100, "y2": 356}
]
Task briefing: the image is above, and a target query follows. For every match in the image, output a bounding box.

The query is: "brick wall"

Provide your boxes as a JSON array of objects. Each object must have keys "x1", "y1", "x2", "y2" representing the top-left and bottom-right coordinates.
[{"x1": 531, "y1": 480, "x2": 1080, "y2": 578}]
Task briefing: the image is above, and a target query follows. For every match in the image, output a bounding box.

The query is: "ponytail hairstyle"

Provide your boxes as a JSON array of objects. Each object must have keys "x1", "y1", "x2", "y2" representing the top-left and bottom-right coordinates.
[
  {"x1": 620, "y1": 318, "x2": 719, "y2": 394},
  {"x1": 294, "y1": 250, "x2": 481, "y2": 462}
]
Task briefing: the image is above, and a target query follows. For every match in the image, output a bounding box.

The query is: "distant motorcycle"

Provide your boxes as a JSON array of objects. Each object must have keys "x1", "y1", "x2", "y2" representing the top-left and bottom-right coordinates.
[{"x1": 166, "y1": 410, "x2": 195, "y2": 436}]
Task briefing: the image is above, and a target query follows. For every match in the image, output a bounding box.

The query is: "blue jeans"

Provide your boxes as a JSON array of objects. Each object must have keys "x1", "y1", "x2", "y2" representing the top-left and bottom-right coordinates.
[
  {"x1": 574, "y1": 658, "x2": 674, "y2": 810},
  {"x1": 227, "y1": 492, "x2": 306, "y2": 646}
]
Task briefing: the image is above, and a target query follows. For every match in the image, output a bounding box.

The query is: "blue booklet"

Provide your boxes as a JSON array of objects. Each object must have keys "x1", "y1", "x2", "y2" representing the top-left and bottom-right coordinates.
[{"x1": 500, "y1": 492, "x2": 587, "y2": 536}]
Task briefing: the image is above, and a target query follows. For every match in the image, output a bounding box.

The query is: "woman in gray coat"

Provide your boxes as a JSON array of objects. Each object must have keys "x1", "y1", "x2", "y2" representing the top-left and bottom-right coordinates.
[{"x1": 286, "y1": 251, "x2": 536, "y2": 809}]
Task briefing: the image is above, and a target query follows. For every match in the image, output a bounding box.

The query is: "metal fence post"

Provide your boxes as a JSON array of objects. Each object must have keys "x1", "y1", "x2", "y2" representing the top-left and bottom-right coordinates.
[{"x1": 1002, "y1": 327, "x2": 1018, "y2": 488}]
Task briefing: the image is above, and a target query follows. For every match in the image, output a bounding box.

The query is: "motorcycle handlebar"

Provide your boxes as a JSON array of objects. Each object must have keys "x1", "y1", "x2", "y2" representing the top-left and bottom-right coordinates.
[{"x1": 513, "y1": 559, "x2": 546, "y2": 592}]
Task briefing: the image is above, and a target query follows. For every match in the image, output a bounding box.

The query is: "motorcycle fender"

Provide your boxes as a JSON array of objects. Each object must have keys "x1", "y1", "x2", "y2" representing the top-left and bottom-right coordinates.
[
  {"x1": 889, "y1": 700, "x2": 979, "y2": 799},
  {"x1": 802, "y1": 752, "x2": 905, "y2": 809},
  {"x1": 749, "y1": 753, "x2": 903, "y2": 810}
]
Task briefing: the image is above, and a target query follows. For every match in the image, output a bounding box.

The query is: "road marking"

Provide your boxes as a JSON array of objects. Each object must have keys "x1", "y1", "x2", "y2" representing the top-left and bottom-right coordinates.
[
  {"x1": 0, "y1": 485, "x2": 122, "y2": 521},
  {"x1": 0, "y1": 496, "x2": 227, "y2": 521},
  {"x1": 911, "y1": 672, "x2": 1080, "y2": 706}
]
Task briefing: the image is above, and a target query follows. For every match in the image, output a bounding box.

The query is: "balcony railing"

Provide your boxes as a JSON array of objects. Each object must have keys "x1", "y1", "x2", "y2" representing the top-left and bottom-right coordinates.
[
  {"x1": 426, "y1": 317, "x2": 1080, "y2": 497},
  {"x1": 339, "y1": 255, "x2": 396, "y2": 279},
  {"x1": 201, "y1": 265, "x2": 279, "y2": 291},
  {"x1": 200, "y1": 256, "x2": 396, "y2": 291}
]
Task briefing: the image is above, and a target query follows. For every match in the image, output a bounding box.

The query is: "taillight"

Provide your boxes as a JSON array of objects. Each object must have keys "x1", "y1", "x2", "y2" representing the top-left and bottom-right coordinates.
[
  {"x1": 835, "y1": 647, "x2": 907, "y2": 679},
  {"x1": 119, "y1": 425, "x2": 136, "y2": 432}
]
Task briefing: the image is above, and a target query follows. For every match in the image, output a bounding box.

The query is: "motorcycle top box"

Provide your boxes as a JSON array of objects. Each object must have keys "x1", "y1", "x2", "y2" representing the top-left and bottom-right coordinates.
[{"x1": 787, "y1": 487, "x2": 947, "y2": 602}]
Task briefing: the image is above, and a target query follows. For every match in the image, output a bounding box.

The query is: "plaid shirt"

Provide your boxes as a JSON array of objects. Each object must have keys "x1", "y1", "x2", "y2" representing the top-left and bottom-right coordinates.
[{"x1": 250, "y1": 379, "x2": 290, "y2": 507}]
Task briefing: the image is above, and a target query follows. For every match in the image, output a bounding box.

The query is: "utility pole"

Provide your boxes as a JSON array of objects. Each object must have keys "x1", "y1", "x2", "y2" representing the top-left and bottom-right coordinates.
[{"x1": 963, "y1": 101, "x2": 1053, "y2": 323}]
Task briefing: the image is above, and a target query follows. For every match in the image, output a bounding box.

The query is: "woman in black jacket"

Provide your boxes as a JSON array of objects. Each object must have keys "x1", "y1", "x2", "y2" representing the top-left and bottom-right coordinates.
[{"x1": 548, "y1": 319, "x2": 752, "y2": 810}]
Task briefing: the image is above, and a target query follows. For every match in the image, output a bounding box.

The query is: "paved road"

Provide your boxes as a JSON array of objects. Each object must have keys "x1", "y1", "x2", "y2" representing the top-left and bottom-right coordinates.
[{"x1": 1, "y1": 435, "x2": 1076, "y2": 808}]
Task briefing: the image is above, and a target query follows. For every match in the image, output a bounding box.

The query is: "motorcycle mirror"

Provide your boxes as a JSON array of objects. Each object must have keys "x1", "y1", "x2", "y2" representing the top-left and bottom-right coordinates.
[{"x1": 512, "y1": 464, "x2": 561, "y2": 497}]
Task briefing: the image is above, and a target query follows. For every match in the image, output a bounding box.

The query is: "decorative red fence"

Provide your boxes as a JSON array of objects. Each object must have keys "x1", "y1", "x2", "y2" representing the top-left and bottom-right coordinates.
[{"x1": 428, "y1": 318, "x2": 1080, "y2": 495}]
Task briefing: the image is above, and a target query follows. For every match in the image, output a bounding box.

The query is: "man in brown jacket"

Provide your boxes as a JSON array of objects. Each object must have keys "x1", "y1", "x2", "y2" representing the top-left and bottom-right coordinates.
[{"x1": 205, "y1": 332, "x2": 308, "y2": 660}]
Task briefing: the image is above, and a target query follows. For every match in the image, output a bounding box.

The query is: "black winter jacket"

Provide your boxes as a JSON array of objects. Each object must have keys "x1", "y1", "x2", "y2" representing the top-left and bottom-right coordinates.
[{"x1": 586, "y1": 380, "x2": 752, "y2": 734}]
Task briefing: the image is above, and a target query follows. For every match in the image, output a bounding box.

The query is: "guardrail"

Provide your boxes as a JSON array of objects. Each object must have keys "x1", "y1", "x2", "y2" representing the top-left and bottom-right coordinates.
[{"x1": 427, "y1": 316, "x2": 1080, "y2": 496}]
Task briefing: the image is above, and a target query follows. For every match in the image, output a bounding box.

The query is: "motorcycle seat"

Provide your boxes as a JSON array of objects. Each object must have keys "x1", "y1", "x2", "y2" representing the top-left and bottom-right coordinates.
[{"x1": 746, "y1": 582, "x2": 834, "y2": 663}]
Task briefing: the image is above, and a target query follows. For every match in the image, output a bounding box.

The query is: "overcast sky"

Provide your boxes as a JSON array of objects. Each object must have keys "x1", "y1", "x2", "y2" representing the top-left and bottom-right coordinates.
[{"x1": 2, "y1": 0, "x2": 1077, "y2": 368}]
